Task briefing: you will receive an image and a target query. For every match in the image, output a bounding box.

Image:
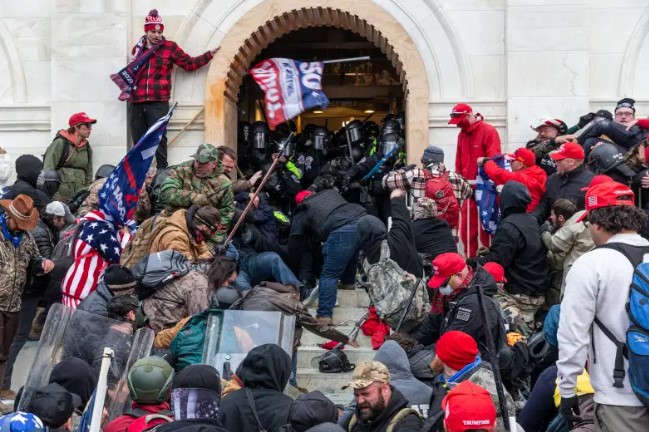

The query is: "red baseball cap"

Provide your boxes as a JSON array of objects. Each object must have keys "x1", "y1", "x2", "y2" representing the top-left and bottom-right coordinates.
[
  {"x1": 576, "y1": 181, "x2": 635, "y2": 222},
  {"x1": 295, "y1": 190, "x2": 313, "y2": 205},
  {"x1": 482, "y1": 262, "x2": 507, "y2": 283},
  {"x1": 506, "y1": 148, "x2": 535, "y2": 166},
  {"x1": 448, "y1": 103, "x2": 473, "y2": 125},
  {"x1": 68, "y1": 112, "x2": 97, "y2": 127},
  {"x1": 550, "y1": 142, "x2": 585, "y2": 161},
  {"x1": 580, "y1": 174, "x2": 614, "y2": 192},
  {"x1": 442, "y1": 381, "x2": 496, "y2": 432},
  {"x1": 428, "y1": 253, "x2": 466, "y2": 289}
]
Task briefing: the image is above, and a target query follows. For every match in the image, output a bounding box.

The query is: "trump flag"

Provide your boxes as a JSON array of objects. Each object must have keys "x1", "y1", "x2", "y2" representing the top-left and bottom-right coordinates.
[
  {"x1": 99, "y1": 103, "x2": 176, "y2": 226},
  {"x1": 250, "y1": 58, "x2": 329, "y2": 130}
]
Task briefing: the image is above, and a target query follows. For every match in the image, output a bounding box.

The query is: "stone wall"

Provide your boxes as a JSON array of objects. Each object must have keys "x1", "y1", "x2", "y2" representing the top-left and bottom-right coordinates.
[{"x1": 1, "y1": 0, "x2": 649, "y2": 181}]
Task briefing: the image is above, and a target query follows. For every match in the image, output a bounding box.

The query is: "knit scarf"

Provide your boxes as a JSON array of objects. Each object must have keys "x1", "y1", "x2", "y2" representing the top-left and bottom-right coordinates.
[
  {"x1": 429, "y1": 268, "x2": 474, "y2": 315},
  {"x1": 0, "y1": 214, "x2": 23, "y2": 248},
  {"x1": 110, "y1": 36, "x2": 164, "y2": 101}
]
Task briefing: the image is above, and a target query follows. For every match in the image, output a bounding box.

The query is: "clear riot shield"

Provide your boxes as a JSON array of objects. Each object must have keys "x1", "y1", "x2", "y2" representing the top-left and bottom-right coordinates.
[
  {"x1": 201, "y1": 310, "x2": 295, "y2": 382},
  {"x1": 18, "y1": 304, "x2": 154, "y2": 421}
]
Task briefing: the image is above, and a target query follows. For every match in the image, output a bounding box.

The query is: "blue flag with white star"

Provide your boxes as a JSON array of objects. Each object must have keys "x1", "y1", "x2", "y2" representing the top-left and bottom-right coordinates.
[{"x1": 99, "y1": 104, "x2": 176, "y2": 226}]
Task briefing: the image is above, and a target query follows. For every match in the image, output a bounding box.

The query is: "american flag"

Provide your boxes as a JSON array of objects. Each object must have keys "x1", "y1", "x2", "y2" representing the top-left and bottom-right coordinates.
[{"x1": 61, "y1": 210, "x2": 131, "y2": 308}]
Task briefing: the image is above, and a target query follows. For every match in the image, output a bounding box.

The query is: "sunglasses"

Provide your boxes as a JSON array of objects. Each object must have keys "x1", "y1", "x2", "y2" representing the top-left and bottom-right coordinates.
[
  {"x1": 79, "y1": 123, "x2": 93, "y2": 129},
  {"x1": 449, "y1": 112, "x2": 467, "y2": 118}
]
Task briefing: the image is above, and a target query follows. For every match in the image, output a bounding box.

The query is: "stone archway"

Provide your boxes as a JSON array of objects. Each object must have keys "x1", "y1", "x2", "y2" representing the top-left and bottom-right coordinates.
[{"x1": 204, "y1": 0, "x2": 431, "y2": 163}]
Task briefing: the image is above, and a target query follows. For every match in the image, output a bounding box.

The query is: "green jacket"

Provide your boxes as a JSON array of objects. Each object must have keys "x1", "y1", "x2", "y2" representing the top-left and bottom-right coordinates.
[
  {"x1": 159, "y1": 160, "x2": 234, "y2": 244},
  {"x1": 43, "y1": 130, "x2": 93, "y2": 202}
]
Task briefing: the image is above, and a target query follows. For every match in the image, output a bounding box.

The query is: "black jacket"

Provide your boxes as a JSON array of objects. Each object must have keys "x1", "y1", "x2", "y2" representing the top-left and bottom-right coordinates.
[
  {"x1": 412, "y1": 218, "x2": 457, "y2": 261},
  {"x1": 532, "y1": 164, "x2": 595, "y2": 223},
  {"x1": 219, "y1": 344, "x2": 293, "y2": 432},
  {"x1": 358, "y1": 197, "x2": 423, "y2": 277},
  {"x1": 440, "y1": 267, "x2": 506, "y2": 355},
  {"x1": 7, "y1": 155, "x2": 51, "y2": 213},
  {"x1": 478, "y1": 181, "x2": 550, "y2": 297},
  {"x1": 76, "y1": 281, "x2": 113, "y2": 317},
  {"x1": 156, "y1": 418, "x2": 229, "y2": 432},
  {"x1": 23, "y1": 218, "x2": 59, "y2": 298},
  {"x1": 343, "y1": 386, "x2": 423, "y2": 432}
]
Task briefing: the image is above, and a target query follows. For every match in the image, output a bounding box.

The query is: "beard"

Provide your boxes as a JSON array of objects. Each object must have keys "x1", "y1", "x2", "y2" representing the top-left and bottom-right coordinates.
[{"x1": 358, "y1": 392, "x2": 387, "y2": 421}]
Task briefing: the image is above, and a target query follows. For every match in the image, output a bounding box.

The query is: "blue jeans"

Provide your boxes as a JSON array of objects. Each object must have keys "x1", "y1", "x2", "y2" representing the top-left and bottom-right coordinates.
[
  {"x1": 235, "y1": 251, "x2": 302, "y2": 292},
  {"x1": 317, "y1": 222, "x2": 360, "y2": 318}
]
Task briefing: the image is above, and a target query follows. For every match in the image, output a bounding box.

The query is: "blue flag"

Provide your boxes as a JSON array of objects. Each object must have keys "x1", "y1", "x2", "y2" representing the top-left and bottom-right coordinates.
[
  {"x1": 475, "y1": 154, "x2": 511, "y2": 234},
  {"x1": 99, "y1": 104, "x2": 176, "y2": 226}
]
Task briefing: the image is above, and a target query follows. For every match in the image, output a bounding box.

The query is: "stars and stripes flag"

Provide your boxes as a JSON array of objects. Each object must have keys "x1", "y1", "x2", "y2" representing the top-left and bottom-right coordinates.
[
  {"x1": 99, "y1": 103, "x2": 176, "y2": 226},
  {"x1": 250, "y1": 58, "x2": 329, "y2": 130}
]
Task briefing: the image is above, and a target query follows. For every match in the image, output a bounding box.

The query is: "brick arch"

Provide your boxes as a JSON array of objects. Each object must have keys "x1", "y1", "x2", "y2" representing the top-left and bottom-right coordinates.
[{"x1": 204, "y1": 0, "x2": 430, "y2": 163}]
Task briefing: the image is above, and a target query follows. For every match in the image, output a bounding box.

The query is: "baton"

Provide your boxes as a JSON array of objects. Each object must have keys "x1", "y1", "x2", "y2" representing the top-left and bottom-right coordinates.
[
  {"x1": 224, "y1": 132, "x2": 294, "y2": 245},
  {"x1": 475, "y1": 282, "x2": 511, "y2": 431}
]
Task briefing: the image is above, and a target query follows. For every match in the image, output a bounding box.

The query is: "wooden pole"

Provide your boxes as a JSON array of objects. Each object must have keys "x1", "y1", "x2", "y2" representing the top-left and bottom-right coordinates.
[{"x1": 167, "y1": 108, "x2": 205, "y2": 148}]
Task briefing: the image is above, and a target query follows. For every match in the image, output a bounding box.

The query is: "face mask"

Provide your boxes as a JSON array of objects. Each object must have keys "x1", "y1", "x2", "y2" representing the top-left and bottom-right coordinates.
[{"x1": 439, "y1": 285, "x2": 453, "y2": 296}]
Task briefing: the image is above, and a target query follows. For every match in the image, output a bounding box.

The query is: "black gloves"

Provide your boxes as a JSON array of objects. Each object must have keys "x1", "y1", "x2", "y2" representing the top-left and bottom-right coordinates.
[
  {"x1": 213, "y1": 243, "x2": 228, "y2": 256},
  {"x1": 540, "y1": 221, "x2": 553, "y2": 235},
  {"x1": 560, "y1": 396, "x2": 582, "y2": 428}
]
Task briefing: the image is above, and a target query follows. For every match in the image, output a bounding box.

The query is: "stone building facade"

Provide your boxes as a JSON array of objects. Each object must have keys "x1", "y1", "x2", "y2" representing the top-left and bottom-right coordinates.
[{"x1": 1, "y1": 0, "x2": 648, "y2": 175}]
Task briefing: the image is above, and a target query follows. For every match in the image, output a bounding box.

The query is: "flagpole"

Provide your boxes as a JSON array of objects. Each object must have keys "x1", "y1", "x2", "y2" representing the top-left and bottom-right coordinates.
[{"x1": 322, "y1": 56, "x2": 370, "y2": 65}]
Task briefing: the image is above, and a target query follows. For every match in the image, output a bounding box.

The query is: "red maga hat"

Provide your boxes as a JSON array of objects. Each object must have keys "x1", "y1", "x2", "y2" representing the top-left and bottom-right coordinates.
[
  {"x1": 448, "y1": 103, "x2": 473, "y2": 125},
  {"x1": 428, "y1": 253, "x2": 466, "y2": 289},
  {"x1": 442, "y1": 381, "x2": 496, "y2": 432},
  {"x1": 577, "y1": 181, "x2": 635, "y2": 222},
  {"x1": 68, "y1": 112, "x2": 96, "y2": 127},
  {"x1": 550, "y1": 142, "x2": 585, "y2": 161}
]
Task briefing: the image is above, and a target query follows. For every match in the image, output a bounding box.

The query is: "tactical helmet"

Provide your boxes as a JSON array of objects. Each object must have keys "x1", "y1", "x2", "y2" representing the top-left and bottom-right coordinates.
[
  {"x1": 381, "y1": 118, "x2": 401, "y2": 138},
  {"x1": 37, "y1": 169, "x2": 62, "y2": 198},
  {"x1": 379, "y1": 132, "x2": 400, "y2": 157},
  {"x1": 318, "y1": 349, "x2": 355, "y2": 373},
  {"x1": 312, "y1": 127, "x2": 329, "y2": 151},
  {"x1": 587, "y1": 142, "x2": 636, "y2": 178},
  {"x1": 95, "y1": 164, "x2": 116, "y2": 180},
  {"x1": 345, "y1": 120, "x2": 364, "y2": 145},
  {"x1": 528, "y1": 332, "x2": 550, "y2": 364},
  {"x1": 127, "y1": 356, "x2": 175, "y2": 403},
  {"x1": 363, "y1": 121, "x2": 380, "y2": 142},
  {"x1": 250, "y1": 121, "x2": 270, "y2": 149}
]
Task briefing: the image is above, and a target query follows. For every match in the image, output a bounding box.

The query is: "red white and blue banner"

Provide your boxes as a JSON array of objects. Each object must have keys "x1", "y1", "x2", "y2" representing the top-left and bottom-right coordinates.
[
  {"x1": 99, "y1": 103, "x2": 176, "y2": 226},
  {"x1": 250, "y1": 58, "x2": 330, "y2": 130}
]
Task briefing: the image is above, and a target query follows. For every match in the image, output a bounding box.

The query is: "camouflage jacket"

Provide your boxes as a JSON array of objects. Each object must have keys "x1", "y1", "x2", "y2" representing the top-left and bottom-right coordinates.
[
  {"x1": 142, "y1": 267, "x2": 212, "y2": 333},
  {"x1": 159, "y1": 160, "x2": 233, "y2": 244},
  {"x1": 78, "y1": 178, "x2": 152, "y2": 222},
  {"x1": 0, "y1": 229, "x2": 43, "y2": 312}
]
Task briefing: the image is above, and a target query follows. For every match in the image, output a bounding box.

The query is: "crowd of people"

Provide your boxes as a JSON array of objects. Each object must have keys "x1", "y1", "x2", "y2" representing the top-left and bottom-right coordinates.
[{"x1": 0, "y1": 7, "x2": 648, "y2": 432}]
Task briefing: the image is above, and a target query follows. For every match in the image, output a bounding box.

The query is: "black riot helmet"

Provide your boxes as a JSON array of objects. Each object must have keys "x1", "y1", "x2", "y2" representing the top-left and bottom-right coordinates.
[
  {"x1": 95, "y1": 164, "x2": 116, "y2": 180},
  {"x1": 318, "y1": 349, "x2": 355, "y2": 373},
  {"x1": 588, "y1": 142, "x2": 636, "y2": 178},
  {"x1": 345, "y1": 120, "x2": 364, "y2": 145},
  {"x1": 238, "y1": 121, "x2": 251, "y2": 143},
  {"x1": 363, "y1": 121, "x2": 380, "y2": 142},
  {"x1": 312, "y1": 127, "x2": 329, "y2": 151},
  {"x1": 381, "y1": 118, "x2": 401, "y2": 138},
  {"x1": 379, "y1": 132, "x2": 401, "y2": 158},
  {"x1": 250, "y1": 121, "x2": 270, "y2": 150}
]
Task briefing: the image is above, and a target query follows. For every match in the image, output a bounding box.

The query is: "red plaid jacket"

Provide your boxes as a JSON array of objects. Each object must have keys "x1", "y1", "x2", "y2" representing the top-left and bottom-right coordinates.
[{"x1": 130, "y1": 39, "x2": 213, "y2": 103}]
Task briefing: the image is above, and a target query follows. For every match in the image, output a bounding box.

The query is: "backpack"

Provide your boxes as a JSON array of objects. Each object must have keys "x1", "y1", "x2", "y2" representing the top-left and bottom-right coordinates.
[
  {"x1": 68, "y1": 187, "x2": 91, "y2": 215},
  {"x1": 131, "y1": 250, "x2": 193, "y2": 300},
  {"x1": 360, "y1": 241, "x2": 429, "y2": 332},
  {"x1": 125, "y1": 410, "x2": 173, "y2": 432},
  {"x1": 169, "y1": 309, "x2": 222, "y2": 372},
  {"x1": 48, "y1": 221, "x2": 85, "y2": 290},
  {"x1": 424, "y1": 173, "x2": 459, "y2": 228},
  {"x1": 595, "y1": 243, "x2": 649, "y2": 407},
  {"x1": 120, "y1": 215, "x2": 169, "y2": 269}
]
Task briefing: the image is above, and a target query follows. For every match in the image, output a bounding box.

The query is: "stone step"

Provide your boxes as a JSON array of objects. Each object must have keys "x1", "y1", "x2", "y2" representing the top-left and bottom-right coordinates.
[
  {"x1": 295, "y1": 368, "x2": 354, "y2": 404},
  {"x1": 331, "y1": 307, "x2": 368, "y2": 323},
  {"x1": 296, "y1": 345, "x2": 376, "y2": 369},
  {"x1": 304, "y1": 288, "x2": 370, "y2": 309},
  {"x1": 299, "y1": 326, "x2": 373, "y2": 347}
]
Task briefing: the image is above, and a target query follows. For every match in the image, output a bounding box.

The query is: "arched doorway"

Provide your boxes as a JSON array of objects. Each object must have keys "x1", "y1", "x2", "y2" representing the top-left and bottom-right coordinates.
[{"x1": 204, "y1": 1, "x2": 430, "y2": 164}]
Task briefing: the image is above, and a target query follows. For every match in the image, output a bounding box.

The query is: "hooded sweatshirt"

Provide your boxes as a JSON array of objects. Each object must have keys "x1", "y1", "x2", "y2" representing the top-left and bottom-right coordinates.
[
  {"x1": 358, "y1": 197, "x2": 423, "y2": 277},
  {"x1": 6, "y1": 154, "x2": 51, "y2": 213},
  {"x1": 219, "y1": 344, "x2": 293, "y2": 432},
  {"x1": 477, "y1": 181, "x2": 550, "y2": 297}
]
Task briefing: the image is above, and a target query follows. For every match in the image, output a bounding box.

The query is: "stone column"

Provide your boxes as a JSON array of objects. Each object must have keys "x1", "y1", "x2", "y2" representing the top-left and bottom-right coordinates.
[
  {"x1": 50, "y1": 1, "x2": 129, "y2": 167},
  {"x1": 505, "y1": 0, "x2": 590, "y2": 150}
]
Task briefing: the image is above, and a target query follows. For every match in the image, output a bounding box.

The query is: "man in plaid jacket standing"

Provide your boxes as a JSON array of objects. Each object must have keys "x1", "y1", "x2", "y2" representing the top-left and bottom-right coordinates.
[{"x1": 128, "y1": 9, "x2": 218, "y2": 168}]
